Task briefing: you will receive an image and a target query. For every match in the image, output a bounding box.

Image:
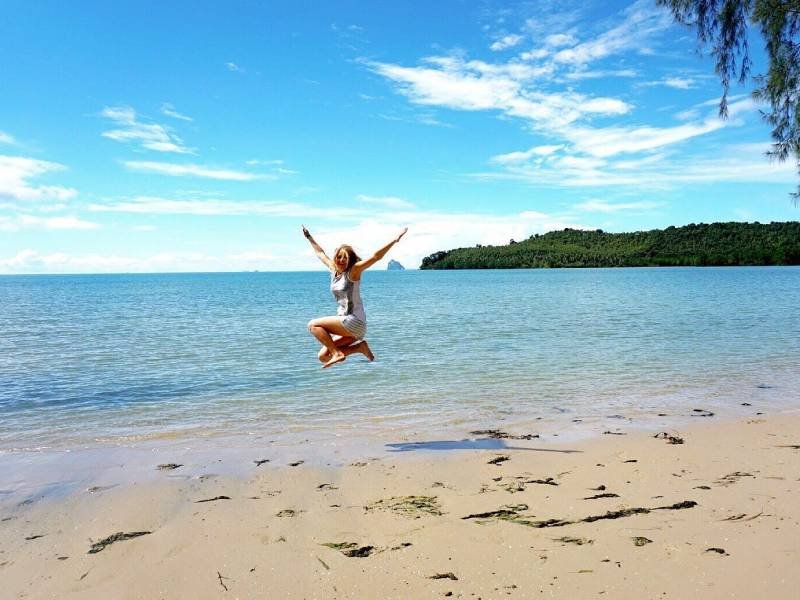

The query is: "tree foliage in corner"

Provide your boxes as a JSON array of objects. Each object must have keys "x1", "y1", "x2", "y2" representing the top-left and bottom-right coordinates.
[{"x1": 657, "y1": 0, "x2": 800, "y2": 197}]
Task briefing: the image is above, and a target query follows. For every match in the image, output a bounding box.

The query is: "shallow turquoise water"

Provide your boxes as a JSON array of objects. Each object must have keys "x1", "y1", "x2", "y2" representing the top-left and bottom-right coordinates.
[{"x1": 0, "y1": 267, "x2": 798, "y2": 453}]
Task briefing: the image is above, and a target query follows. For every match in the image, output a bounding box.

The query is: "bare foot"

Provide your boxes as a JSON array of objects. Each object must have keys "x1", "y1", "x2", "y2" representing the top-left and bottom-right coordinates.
[
  {"x1": 322, "y1": 351, "x2": 346, "y2": 369},
  {"x1": 359, "y1": 340, "x2": 375, "y2": 362}
]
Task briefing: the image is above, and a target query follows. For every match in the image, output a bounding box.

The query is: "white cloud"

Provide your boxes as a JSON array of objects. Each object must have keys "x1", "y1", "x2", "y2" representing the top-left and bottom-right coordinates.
[
  {"x1": 639, "y1": 76, "x2": 697, "y2": 90},
  {"x1": 0, "y1": 249, "x2": 222, "y2": 274},
  {"x1": 662, "y1": 77, "x2": 695, "y2": 89},
  {"x1": 573, "y1": 199, "x2": 664, "y2": 213},
  {"x1": 473, "y1": 136, "x2": 796, "y2": 188},
  {"x1": 89, "y1": 196, "x2": 363, "y2": 219},
  {"x1": 246, "y1": 159, "x2": 284, "y2": 166},
  {"x1": 0, "y1": 155, "x2": 77, "y2": 202},
  {"x1": 160, "y1": 103, "x2": 193, "y2": 121},
  {"x1": 123, "y1": 160, "x2": 266, "y2": 181},
  {"x1": 519, "y1": 48, "x2": 549, "y2": 61},
  {"x1": 564, "y1": 68, "x2": 637, "y2": 80},
  {"x1": 226, "y1": 62, "x2": 244, "y2": 73},
  {"x1": 356, "y1": 194, "x2": 416, "y2": 209},
  {"x1": 0, "y1": 214, "x2": 100, "y2": 231},
  {"x1": 565, "y1": 119, "x2": 725, "y2": 158},
  {"x1": 369, "y1": 56, "x2": 630, "y2": 129},
  {"x1": 490, "y1": 145, "x2": 563, "y2": 164},
  {"x1": 101, "y1": 106, "x2": 193, "y2": 154},
  {"x1": 552, "y1": 0, "x2": 672, "y2": 66},
  {"x1": 561, "y1": 98, "x2": 755, "y2": 158},
  {"x1": 544, "y1": 33, "x2": 577, "y2": 48},
  {"x1": 308, "y1": 209, "x2": 591, "y2": 270},
  {"x1": 0, "y1": 131, "x2": 15, "y2": 145},
  {"x1": 490, "y1": 34, "x2": 523, "y2": 51}
]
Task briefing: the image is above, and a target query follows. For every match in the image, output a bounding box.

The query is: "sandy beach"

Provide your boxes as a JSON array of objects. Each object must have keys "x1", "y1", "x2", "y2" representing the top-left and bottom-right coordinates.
[{"x1": 2, "y1": 413, "x2": 799, "y2": 599}]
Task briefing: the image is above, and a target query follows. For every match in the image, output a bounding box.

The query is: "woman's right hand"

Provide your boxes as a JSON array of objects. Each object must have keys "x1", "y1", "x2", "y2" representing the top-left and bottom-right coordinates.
[{"x1": 302, "y1": 225, "x2": 312, "y2": 239}]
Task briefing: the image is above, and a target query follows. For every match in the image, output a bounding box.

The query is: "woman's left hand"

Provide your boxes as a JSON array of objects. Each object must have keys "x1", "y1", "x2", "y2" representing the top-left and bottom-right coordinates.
[{"x1": 394, "y1": 227, "x2": 408, "y2": 243}]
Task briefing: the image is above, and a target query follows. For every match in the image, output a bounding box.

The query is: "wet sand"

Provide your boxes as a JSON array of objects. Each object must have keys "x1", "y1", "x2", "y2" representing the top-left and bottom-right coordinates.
[{"x1": 2, "y1": 413, "x2": 799, "y2": 599}]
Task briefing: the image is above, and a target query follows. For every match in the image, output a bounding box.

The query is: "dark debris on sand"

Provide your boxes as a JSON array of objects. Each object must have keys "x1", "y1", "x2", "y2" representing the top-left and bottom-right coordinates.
[
  {"x1": 463, "y1": 500, "x2": 697, "y2": 529},
  {"x1": 583, "y1": 492, "x2": 620, "y2": 500},
  {"x1": 366, "y1": 495, "x2": 443, "y2": 518},
  {"x1": 691, "y1": 409, "x2": 715, "y2": 417},
  {"x1": 471, "y1": 429, "x2": 539, "y2": 440},
  {"x1": 429, "y1": 572, "x2": 459, "y2": 580},
  {"x1": 88, "y1": 531, "x2": 151, "y2": 554},
  {"x1": 157, "y1": 463, "x2": 182, "y2": 471},
  {"x1": 654, "y1": 432, "x2": 684, "y2": 445},
  {"x1": 554, "y1": 536, "x2": 593, "y2": 545}
]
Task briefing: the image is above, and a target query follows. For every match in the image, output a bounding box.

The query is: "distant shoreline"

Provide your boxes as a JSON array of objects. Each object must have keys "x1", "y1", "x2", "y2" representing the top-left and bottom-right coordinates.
[
  {"x1": 421, "y1": 221, "x2": 800, "y2": 269},
  {"x1": 2, "y1": 263, "x2": 800, "y2": 277}
]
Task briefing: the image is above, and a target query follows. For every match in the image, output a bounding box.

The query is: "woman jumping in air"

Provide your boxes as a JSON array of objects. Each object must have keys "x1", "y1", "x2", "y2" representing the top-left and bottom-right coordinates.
[{"x1": 302, "y1": 225, "x2": 408, "y2": 368}]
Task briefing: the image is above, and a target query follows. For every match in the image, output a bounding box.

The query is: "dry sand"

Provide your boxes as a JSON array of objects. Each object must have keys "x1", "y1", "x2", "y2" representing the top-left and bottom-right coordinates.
[{"x1": 2, "y1": 414, "x2": 799, "y2": 599}]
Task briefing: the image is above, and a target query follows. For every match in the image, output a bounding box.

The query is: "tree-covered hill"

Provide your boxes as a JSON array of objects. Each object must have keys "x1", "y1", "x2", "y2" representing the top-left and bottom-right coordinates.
[{"x1": 420, "y1": 222, "x2": 800, "y2": 269}]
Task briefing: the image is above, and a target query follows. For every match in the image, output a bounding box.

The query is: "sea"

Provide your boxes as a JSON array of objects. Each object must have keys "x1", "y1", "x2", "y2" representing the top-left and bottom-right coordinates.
[{"x1": 1, "y1": 267, "x2": 799, "y2": 492}]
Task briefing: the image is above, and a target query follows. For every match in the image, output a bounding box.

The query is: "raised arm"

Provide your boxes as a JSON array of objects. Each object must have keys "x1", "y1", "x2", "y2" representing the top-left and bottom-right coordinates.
[
  {"x1": 351, "y1": 227, "x2": 407, "y2": 279},
  {"x1": 302, "y1": 225, "x2": 334, "y2": 271}
]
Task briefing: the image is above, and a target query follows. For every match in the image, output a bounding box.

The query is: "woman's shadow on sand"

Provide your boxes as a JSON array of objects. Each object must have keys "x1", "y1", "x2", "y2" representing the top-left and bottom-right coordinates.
[{"x1": 385, "y1": 439, "x2": 582, "y2": 453}]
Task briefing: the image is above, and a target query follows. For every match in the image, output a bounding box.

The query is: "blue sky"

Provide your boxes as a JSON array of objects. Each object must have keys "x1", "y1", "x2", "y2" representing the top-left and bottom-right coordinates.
[{"x1": 1, "y1": 0, "x2": 796, "y2": 273}]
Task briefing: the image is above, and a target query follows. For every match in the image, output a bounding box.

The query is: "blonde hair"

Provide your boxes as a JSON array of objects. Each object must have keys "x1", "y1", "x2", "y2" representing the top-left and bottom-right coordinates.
[{"x1": 333, "y1": 244, "x2": 361, "y2": 270}]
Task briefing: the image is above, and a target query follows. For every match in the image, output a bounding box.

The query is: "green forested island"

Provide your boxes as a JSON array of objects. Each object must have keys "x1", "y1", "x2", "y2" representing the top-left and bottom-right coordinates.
[{"x1": 420, "y1": 222, "x2": 800, "y2": 269}]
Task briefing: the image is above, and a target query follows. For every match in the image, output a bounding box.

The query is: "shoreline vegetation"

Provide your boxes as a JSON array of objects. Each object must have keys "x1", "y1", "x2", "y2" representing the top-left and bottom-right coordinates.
[{"x1": 420, "y1": 221, "x2": 800, "y2": 269}]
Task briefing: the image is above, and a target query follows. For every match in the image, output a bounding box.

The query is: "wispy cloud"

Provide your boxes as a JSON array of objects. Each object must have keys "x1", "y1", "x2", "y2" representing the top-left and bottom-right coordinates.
[
  {"x1": 563, "y1": 98, "x2": 755, "y2": 158},
  {"x1": 491, "y1": 145, "x2": 563, "y2": 164},
  {"x1": 544, "y1": 33, "x2": 577, "y2": 48},
  {"x1": 101, "y1": 106, "x2": 193, "y2": 154},
  {"x1": 0, "y1": 249, "x2": 221, "y2": 274},
  {"x1": 377, "y1": 110, "x2": 453, "y2": 128},
  {"x1": 563, "y1": 68, "x2": 637, "y2": 80},
  {"x1": 0, "y1": 131, "x2": 15, "y2": 145},
  {"x1": 552, "y1": 0, "x2": 672, "y2": 66},
  {"x1": 307, "y1": 209, "x2": 591, "y2": 271},
  {"x1": 226, "y1": 61, "x2": 244, "y2": 73},
  {"x1": 472, "y1": 135, "x2": 795, "y2": 188},
  {"x1": 639, "y1": 76, "x2": 697, "y2": 90},
  {"x1": 0, "y1": 214, "x2": 100, "y2": 231},
  {"x1": 573, "y1": 199, "x2": 664, "y2": 213},
  {"x1": 160, "y1": 103, "x2": 194, "y2": 121},
  {"x1": 368, "y1": 56, "x2": 629, "y2": 129},
  {"x1": 356, "y1": 194, "x2": 416, "y2": 209},
  {"x1": 244, "y1": 159, "x2": 299, "y2": 175},
  {"x1": 0, "y1": 155, "x2": 77, "y2": 202},
  {"x1": 89, "y1": 196, "x2": 362, "y2": 218},
  {"x1": 123, "y1": 160, "x2": 266, "y2": 181},
  {"x1": 490, "y1": 34, "x2": 523, "y2": 51}
]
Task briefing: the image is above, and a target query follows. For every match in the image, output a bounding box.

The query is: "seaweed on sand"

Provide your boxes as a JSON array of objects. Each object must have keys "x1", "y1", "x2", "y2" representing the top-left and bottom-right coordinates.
[
  {"x1": 554, "y1": 536, "x2": 593, "y2": 545},
  {"x1": 88, "y1": 531, "x2": 151, "y2": 554},
  {"x1": 366, "y1": 495, "x2": 442, "y2": 517},
  {"x1": 463, "y1": 500, "x2": 697, "y2": 529},
  {"x1": 654, "y1": 432, "x2": 684, "y2": 445},
  {"x1": 320, "y1": 542, "x2": 373, "y2": 557}
]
